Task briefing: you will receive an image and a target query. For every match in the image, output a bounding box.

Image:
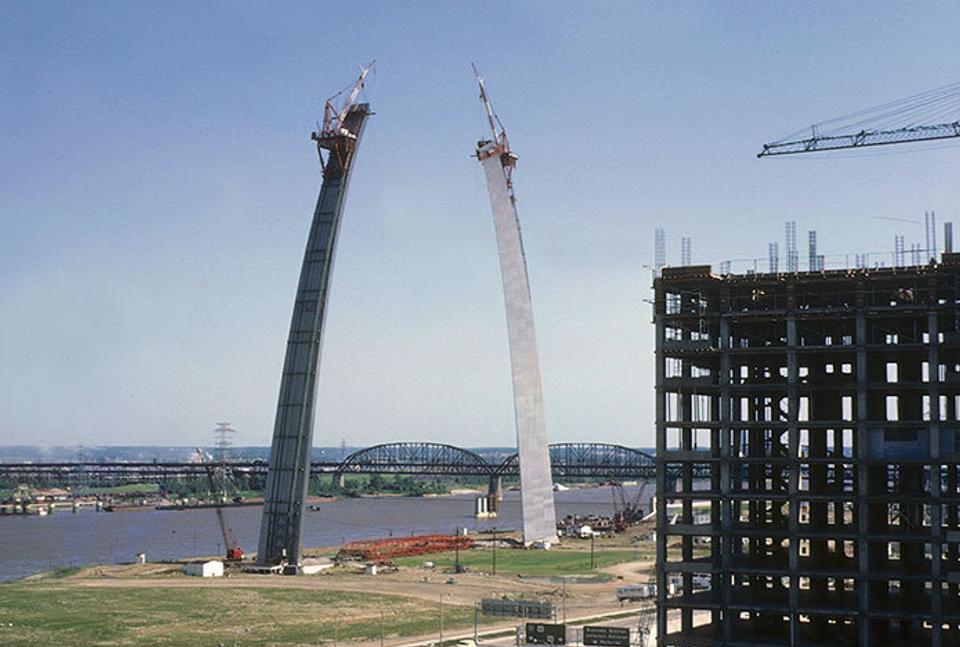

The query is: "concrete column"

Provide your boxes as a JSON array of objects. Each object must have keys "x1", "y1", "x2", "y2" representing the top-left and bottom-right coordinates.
[
  {"x1": 855, "y1": 309, "x2": 870, "y2": 647},
  {"x1": 786, "y1": 316, "x2": 799, "y2": 646},
  {"x1": 929, "y1": 307, "x2": 942, "y2": 647},
  {"x1": 718, "y1": 314, "x2": 732, "y2": 643},
  {"x1": 487, "y1": 474, "x2": 503, "y2": 501},
  {"x1": 654, "y1": 301, "x2": 668, "y2": 647}
]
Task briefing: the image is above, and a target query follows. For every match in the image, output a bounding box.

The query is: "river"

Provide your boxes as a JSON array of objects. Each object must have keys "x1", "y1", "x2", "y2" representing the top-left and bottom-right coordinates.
[{"x1": 0, "y1": 485, "x2": 651, "y2": 582}]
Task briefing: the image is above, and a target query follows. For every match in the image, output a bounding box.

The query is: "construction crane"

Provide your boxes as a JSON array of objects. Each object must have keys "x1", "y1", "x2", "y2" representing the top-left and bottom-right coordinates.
[
  {"x1": 195, "y1": 448, "x2": 243, "y2": 561},
  {"x1": 311, "y1": 60, "x2": 374, "y2": 173},
  {"x1": 610, "y1": 480, "x2": 650, "y2": 531},
  {"x1": 472, "y1": 63, "x2": 518, "y2": 187},
  {"x1": 758, "y1": 80, "x2": 960, "y2": 157}
]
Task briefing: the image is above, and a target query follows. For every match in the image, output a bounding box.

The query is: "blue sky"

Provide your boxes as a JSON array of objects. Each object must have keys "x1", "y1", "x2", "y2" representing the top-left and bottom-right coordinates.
[{"x1": 2, "y1": 2, "x2": 959, "y2": 449}]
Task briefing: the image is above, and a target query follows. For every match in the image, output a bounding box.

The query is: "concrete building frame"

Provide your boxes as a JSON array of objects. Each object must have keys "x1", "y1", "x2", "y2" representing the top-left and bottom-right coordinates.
[{"x1": 655, "y1": 258, "x2": 960, "y2": 646}]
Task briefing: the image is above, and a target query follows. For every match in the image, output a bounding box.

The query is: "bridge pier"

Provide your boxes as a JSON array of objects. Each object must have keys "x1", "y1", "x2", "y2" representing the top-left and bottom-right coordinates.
[
  {"x1": 486, "y1": 474, "x2": 502, "y2": 515},
  {"x1": 487, "y1": 474, "x2": 502, "y2": 502},
  {"x1": 333, "y1": 473, "x2": 345, "y2": 489}
]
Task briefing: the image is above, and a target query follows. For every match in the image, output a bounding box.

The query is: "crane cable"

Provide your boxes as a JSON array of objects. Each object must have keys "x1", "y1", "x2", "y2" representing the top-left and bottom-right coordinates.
[{"x1": 770, "y1": 80, "x2": 960, "y2": 144}]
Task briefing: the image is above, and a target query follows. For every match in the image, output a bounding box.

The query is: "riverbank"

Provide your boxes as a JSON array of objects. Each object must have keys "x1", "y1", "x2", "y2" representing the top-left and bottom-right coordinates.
[{"x1": 0, "y1": 486, "x2": 653, "y2": 583}]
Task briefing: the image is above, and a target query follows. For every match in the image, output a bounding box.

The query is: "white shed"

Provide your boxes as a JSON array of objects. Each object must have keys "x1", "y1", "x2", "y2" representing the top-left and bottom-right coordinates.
[{"x1": 183, "y1": 560, "x2": 224, "y2": 578}]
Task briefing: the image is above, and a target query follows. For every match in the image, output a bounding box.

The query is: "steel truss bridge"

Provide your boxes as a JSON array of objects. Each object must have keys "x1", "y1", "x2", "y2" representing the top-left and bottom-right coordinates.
[{"x1": 0, "y1": 442, "x2": 680, "y2": 488}]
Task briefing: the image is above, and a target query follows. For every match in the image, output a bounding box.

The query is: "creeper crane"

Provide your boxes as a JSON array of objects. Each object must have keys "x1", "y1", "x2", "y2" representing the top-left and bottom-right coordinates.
[
  {"x1": 312, "y1": 60, "x2": 374, "y2": 173},
  {"x1": 472, "y1": 63, "x2": 518, "y2": 187}
]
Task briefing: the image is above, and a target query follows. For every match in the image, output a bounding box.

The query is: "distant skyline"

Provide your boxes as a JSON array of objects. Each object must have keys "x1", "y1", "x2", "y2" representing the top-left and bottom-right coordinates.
[{"x1": 2, "y1": 2, "x2": 960, "y2": 448}]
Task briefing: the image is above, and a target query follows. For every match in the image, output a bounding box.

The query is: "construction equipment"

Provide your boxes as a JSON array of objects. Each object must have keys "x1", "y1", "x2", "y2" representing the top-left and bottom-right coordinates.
[
  {"x1": 611, "y1": 480, "x2": 649, "y2": 531},
  {"x1": 472, "y1": 63, "x2": 518, "y2": 186},
  {"x1": 758, "y1": 80, "x2": 960, "y2": 157},
  {"x1": 312, "y1": 60, "x2": 374, "y2": 173},
  {"x1": 195, "y1": 448, "x2": 243, "y2": 561}
]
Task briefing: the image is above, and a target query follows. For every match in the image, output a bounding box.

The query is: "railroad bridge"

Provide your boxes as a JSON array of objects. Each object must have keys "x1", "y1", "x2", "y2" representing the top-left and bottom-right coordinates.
[{"x1": 0, "y1": 442, "x2": 678, "y2": 490}]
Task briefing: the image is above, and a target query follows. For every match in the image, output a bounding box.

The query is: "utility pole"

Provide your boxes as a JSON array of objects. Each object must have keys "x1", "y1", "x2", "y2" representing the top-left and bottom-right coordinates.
[
  {"x1": 491, "y1": 528, "x2": 497, "y2": 576},
  {"x1": 455, "y1": 527, "x2": 461, "y2": 573},
  {"x1": 562, "y1": 576, "x2": 567, "y2": 622},
  {"x1": 590, "y1": 533, "x2": 595, "y2": 569},
  {"x1": 439, "y1": 593, "x2": 445, "y2": 647},
  {"x1": 335, "y1": 612, "x2": 346, "y2": 647}
]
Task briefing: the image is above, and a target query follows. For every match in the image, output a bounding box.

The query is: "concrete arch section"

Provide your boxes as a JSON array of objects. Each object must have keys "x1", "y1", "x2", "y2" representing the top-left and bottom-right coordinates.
[
  {"x1": 474, "y1": 73, "x2": 558, "y2": 546},
  {"x1": 257, "y1": 98, "x2": 371, "y2": 571}
]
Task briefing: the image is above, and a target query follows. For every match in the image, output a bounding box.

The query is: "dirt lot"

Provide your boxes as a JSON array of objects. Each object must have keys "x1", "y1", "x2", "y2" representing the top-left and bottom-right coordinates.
[
  {"x1": 4, "y1": 529, "x2": 657, "y2": 647},
  {"x1": 68, "y1": 556, "x2": 650, "y2": 618}
]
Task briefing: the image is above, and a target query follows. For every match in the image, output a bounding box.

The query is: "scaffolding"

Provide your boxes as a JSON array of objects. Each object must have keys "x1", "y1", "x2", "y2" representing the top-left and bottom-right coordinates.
[{"x1": 654, "y1": 255, "x2": 960, "y2": 646}]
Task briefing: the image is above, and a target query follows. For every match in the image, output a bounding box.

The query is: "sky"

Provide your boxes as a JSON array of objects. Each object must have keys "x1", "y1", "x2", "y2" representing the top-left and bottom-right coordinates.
[{"x1": 2, "y1": 1, "x2": 960, "y2": 450}]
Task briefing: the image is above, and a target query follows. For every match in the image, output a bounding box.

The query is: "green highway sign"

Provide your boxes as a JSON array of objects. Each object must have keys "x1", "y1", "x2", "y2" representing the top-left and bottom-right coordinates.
[
  {"x1": 481, "y1": 599, "x2": 554, "y2": 620},
  {"x1": 526, "y1": 623, "x2": 566, "y2": 645},
  {"x1": 583, "y1": 625, "x2": 630, "y2": 647}
]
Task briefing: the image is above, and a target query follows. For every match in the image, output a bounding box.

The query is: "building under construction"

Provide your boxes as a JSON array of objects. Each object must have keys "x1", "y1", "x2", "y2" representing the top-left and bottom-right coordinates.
[{"x1": 655, "y1": 257, "x2": 960, "y2": 646}]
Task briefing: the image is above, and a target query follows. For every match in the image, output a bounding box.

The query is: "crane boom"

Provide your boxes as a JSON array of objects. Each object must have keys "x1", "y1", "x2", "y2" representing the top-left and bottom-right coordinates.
[
  {"x1": 322, "y1": 60, "x2": 375, "y2": 139},
  {"x1": 472, "y1": 64, "x2": 517, "y2": 187},
  {"x1": 758, "y1": 120, "x2": 960, "y2": 157},
  {"x1": 472, "y1": 63, "x2": 502, "y2": 148},
  {"x1": 196, "y1": 448, "x2": 243, "y2": 561}
]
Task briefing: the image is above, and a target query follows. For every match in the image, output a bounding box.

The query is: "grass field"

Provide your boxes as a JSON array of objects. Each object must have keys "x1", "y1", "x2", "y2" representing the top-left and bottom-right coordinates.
[
  {"x1": 394, "y1": 547, "x2": 638, "y2": 577},
  {"x1": 0, "y1": 579, "x2": 492, "y2": 647}
]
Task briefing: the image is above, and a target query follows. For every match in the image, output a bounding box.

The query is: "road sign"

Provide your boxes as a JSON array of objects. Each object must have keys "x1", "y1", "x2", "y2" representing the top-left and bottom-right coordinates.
[
  {"x1": 481, "y1": 599, "x2": 553, "y2": 619},
  {"x1": 583, "y1": 625, "x2": 630, "y2": 647},
  {"x1": 526, "y1": 623, "x2": 566, "y2": 645}
]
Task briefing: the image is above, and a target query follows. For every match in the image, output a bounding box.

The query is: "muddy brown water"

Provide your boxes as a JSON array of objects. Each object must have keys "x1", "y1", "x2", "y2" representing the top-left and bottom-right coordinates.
[{"x1": 0, "y1": 485, "x2": 652, "y2": 581}]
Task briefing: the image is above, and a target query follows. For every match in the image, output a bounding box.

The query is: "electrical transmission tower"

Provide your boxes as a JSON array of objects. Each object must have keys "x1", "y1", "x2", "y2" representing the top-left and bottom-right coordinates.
[{"x1": 213, "y1": 422, "x2": 236, "y2": 465}]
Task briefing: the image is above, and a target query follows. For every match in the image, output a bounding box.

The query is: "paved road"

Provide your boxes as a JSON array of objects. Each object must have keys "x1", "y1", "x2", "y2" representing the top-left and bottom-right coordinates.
[{"x1": 394, "y1": 605, "x2": 656, "y2": 647}]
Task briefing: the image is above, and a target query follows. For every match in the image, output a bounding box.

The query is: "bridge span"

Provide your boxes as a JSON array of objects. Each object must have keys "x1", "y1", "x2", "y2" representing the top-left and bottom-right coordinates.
[{"x1": 0, "y1": 442, "x2": 683, "y2": 488}]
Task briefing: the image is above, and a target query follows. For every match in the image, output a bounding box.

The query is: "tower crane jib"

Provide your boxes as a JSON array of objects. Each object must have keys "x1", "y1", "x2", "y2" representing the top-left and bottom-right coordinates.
[{"x1": 758, "y1": 80, "x2": 960, "y2": 158}]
